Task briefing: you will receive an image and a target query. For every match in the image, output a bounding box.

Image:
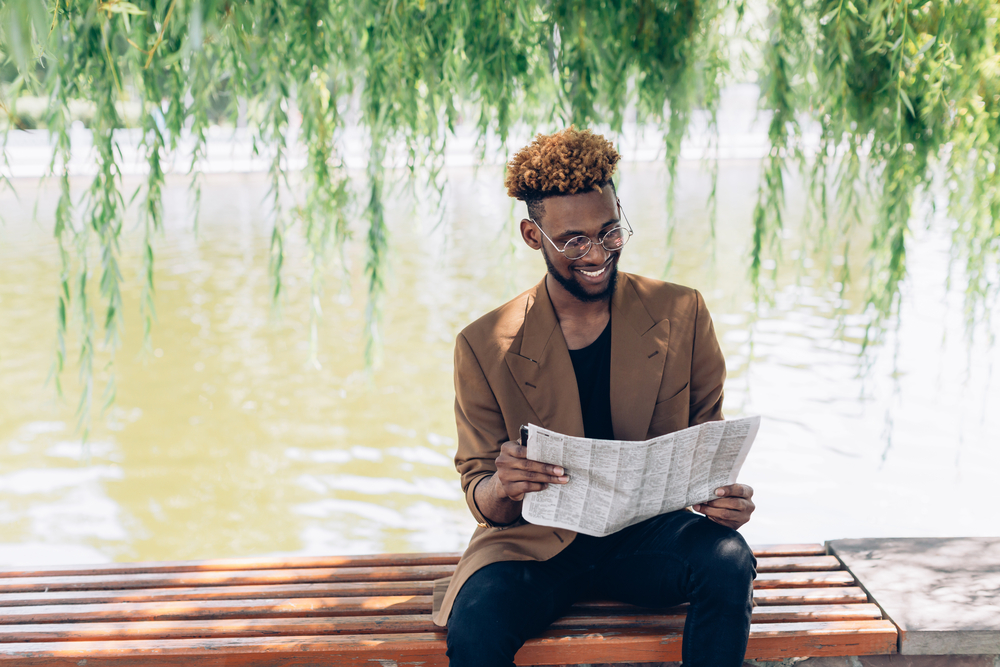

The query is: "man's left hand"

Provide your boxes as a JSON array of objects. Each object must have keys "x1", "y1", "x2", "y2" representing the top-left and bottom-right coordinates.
[{"x1": 692, "y1": 483, "x2": 755, "y2": 530}]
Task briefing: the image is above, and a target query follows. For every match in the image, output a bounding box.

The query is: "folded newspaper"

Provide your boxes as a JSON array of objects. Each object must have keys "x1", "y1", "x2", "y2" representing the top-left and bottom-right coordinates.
[{"x1": 521, "y1": 416, "x2": 760, "y2": 537}]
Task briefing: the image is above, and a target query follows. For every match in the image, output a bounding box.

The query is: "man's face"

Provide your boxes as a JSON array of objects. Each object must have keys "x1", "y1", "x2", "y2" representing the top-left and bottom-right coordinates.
[{"x1": 522, "y1": 185, "x2": 622, "y2": 303}]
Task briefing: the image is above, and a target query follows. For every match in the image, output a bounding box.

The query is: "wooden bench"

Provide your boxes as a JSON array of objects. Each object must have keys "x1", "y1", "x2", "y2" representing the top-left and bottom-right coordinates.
[{"x1": 0, "y1": 543, "x2": 897, "y2": 665}]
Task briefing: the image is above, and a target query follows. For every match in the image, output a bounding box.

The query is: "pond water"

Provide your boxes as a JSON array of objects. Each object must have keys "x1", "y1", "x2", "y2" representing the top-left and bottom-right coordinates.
[{"x1": 0, "y1": 159, "x2": 997, "y2": 566}]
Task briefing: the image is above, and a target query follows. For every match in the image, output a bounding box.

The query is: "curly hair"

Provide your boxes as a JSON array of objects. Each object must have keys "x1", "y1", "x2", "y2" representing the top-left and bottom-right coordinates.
[{"x1": 505, "y1": 127, "x2": 620, "y2": 221}]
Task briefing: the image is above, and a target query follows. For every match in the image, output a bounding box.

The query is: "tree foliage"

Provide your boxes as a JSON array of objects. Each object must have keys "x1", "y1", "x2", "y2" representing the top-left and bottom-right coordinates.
[{"x1": 0, "y1": 0, "x2": 998, "y2": 430}]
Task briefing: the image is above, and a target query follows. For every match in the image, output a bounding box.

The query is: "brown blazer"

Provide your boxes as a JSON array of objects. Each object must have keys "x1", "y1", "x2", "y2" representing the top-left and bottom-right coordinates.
[{"x1": 431, "y1": 272, "x2": 727, "y2": 626}]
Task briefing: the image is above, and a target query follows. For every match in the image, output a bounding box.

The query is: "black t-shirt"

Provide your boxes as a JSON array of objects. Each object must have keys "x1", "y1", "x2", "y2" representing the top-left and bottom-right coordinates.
[{"x1": 568, "y1": 321, "x2": 614, "y2": 440}]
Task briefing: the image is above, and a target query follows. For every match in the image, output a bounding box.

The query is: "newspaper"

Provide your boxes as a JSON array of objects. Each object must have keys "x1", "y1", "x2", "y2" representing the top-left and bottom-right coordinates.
[{"x1": 521, "y1": 416, "x2": 760, "y2": 537}]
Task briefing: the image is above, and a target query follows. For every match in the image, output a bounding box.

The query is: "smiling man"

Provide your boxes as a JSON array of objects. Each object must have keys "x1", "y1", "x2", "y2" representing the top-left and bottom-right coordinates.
[{"x1": 433, "y1": 128, "x2": 757, "y2": 667}]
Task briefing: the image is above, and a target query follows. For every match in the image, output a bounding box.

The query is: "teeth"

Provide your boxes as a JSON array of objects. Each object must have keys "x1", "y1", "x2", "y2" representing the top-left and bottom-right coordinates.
[{"x1": 579, "y1": 266, "x2": 607, "y2": 278}]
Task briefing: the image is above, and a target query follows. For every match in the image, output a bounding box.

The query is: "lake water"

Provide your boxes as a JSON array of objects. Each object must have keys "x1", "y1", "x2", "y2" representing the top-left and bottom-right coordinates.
[{"x1": 1, "y1": 158, "x2": 997, "y2": 567}]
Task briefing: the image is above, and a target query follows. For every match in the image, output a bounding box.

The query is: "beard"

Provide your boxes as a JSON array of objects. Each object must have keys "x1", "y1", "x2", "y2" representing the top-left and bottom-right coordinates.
[{"x1": 542, "y1": 249, "x2": 619, "y2": 303}]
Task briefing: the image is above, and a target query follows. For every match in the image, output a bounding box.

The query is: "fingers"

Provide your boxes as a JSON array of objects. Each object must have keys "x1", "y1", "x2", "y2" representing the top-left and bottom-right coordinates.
[
  {"x1": 494, "y1": 440, "x2": 569, "y2": 501},
  {"x1": 697, "y1": 500, "x2": 754, "y2": 520},
  {"x1": 505, "y1": 481, "x2": 549, "y2": 502},
  {"x1": 697, "y1": 496, "x2": 754, "y2": 511},
  {"x1": 499, "y1": 441, "x2": 528, "y2": 459},
  {"x1": 497, "y1": 442, "x2": 569, "y2": 482},
  {"x1": 692, "y1": 492, "x2": 755, "y2": 530},
  {"x1": 713, "y1": 483, "x2": 754, "y2": 499}
]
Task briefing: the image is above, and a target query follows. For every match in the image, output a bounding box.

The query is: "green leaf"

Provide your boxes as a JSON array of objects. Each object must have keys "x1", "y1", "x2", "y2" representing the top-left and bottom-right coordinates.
[{"x1": 899, "y1": 87, "x2": 915, "y2": 117}]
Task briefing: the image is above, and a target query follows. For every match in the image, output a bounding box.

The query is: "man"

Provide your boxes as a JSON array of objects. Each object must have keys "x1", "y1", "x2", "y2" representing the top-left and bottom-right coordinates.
[{"x1": 433, "y1": 128, "x2": 757, "y2": 667}]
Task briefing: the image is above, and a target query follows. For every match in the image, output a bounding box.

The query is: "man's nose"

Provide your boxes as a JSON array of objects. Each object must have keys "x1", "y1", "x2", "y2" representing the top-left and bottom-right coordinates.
[{"x1": 581, "y1": 240, "x2": 610, "y2": 262}]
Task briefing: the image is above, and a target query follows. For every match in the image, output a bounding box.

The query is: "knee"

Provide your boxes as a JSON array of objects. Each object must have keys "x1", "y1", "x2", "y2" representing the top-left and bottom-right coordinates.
[
  {"x1": 710, "y1": 532, "x2": 757, "y2": 587},
  {"x1": 689, "y1": 524, "x2": 757, "y2": 598}
]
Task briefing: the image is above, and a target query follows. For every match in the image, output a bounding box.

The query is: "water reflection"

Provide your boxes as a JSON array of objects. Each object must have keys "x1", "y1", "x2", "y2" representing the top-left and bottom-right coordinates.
[{"x1": 0, "y1": 163, "x2": 997, "y2": 566}]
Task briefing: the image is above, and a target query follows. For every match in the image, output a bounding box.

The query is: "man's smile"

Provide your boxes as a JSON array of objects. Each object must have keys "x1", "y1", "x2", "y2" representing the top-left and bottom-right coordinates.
[
  {"x1": 578, "y1": 266, "x2": 606, "y2": 278},
  {"x1": 573, "y1": 257, "x2": 616, "y2": 283}
]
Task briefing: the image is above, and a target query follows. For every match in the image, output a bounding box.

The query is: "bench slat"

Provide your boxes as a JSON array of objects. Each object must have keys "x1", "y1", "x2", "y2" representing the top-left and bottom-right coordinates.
[
  {"x1": 0, "y1": 620, "x2": 899, "y2": 665},
  {"x1": 0, "y1": 604, "x2": 885, "y2": 643},
  {"x1": 752, "y1": 587, "x2": 868, "y2": 605},
  {"x1": 0, "y1": 581, "x2": 436, "y2": 608},
  {"x1": 0, "y1": 565, "x2": 456, "y2": 594},
  {"x1": 0, "y1": 553, "x2": 463, "y2": 579},
  {"x1": 0, "y1": 556, "x2": 840, "y2": 594},
  {"x1": 0, "y1": 632, "x2": 454, "y2": 666},
  {"x1": 0, "y1": 586, "x2": 869, "y2": 625},
  {"x1": 753, "y1": 570, "x2": 854, "y2": 588},
  {"x1": 524, "y1": 621, "x2": 898, "y2": 664},
  {"x1": 0, "y1": 544, "x2": 830, "y2": 580},
  {"x1": 746, "y1": 620, "x2": 898, "y2": 659},
  {"x1": 754, "y1": 555, "x2": 841, "y2": 571},
  {"x1": 747, "y1": 543, "x2": 826, "y2": 557},
  {"x1": 0, "y1": 569, "x2": 855, "y2": 608},
  {"x1": 0, "y1": 596, "x2": 435, "y2": 624}
]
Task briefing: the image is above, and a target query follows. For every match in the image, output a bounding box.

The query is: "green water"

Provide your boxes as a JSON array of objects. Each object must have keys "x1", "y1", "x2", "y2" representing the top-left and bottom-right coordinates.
[{"x1": 1, "y1": 163, "x2": 996, "y2": 566}]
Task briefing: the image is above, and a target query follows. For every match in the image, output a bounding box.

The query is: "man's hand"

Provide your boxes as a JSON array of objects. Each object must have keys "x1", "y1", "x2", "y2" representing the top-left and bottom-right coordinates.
[
  {"x1": 493, "y1": 441, "x2": 569, "y2": 501},
  {"x1": 692, "y1": 483, "x2": 755, "y2": 530}
]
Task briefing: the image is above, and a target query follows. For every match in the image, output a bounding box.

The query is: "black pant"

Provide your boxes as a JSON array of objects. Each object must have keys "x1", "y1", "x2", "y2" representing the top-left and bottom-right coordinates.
[{"x1": 446, "y1": 511, "x2": 756, "y2": 667}]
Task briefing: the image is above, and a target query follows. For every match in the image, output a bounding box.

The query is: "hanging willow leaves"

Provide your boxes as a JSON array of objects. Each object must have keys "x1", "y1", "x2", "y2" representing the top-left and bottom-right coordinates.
[
  {"x1": 754, "y1": 0, "x2": 1000, "y2": 345},
  {"x1": 0, "y1": 0, "x2": 998, "y2": 432}
]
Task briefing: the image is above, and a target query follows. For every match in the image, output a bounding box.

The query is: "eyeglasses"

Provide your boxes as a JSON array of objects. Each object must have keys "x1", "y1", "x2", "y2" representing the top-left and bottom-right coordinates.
[{"x1": 530, "y1": 201, "x2": 634, "y2": 260}]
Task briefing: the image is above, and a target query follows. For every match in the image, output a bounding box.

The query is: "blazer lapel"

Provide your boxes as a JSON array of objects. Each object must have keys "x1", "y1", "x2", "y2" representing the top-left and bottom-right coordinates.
[
  {"x1": 505, "y1": 279, "x2": 585, "y2": 438},
  {"x1": 610, "y1": 273, "x2": 670, "y2": 441}
]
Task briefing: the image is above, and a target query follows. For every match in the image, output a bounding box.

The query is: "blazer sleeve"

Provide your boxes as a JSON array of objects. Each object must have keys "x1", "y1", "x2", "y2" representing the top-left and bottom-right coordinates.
[
  {"x1": 689, "y1": 289, "x2": 727, "y2": 426},
  {"x1": 453, "y1": 331, "x2": 508, "y2": 526}
]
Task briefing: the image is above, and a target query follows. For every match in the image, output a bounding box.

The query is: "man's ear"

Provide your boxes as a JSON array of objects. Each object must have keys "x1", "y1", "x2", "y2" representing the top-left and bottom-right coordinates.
[{"x1": 520, "y1": 218, "x2": 543, "y2": 250}]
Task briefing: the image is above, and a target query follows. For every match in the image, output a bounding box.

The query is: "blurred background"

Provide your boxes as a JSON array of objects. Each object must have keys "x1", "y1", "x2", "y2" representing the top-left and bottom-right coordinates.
[
  {"x1": 1, "y1": 0, "x2": 998, "y2": 565},
  {"x1": 2, "y1": 91, "x2": 997, "y2": 565}
]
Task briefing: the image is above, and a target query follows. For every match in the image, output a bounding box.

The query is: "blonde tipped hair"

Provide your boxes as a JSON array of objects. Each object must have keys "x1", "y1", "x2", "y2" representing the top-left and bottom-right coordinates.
[{"x1": 505, "y1": 127, "x2": 620, "y2": 204}]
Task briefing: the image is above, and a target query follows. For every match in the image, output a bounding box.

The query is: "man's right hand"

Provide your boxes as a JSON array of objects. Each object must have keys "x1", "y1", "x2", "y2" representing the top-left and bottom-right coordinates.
[{"x1": 493, "y1": 441, "x2": 569, "y2": 502}]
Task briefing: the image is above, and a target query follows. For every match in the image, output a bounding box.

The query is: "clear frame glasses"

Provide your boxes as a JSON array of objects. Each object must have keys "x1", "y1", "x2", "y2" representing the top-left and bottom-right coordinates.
[{"x1": 531, "y1": 200, "x2": 634, "y2": 260}]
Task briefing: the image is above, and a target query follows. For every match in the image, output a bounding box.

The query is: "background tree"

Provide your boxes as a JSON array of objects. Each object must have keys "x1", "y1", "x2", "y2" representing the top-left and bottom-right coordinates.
[{"x1": 0, "y1": 0, "x2": 997, "y2": 431}]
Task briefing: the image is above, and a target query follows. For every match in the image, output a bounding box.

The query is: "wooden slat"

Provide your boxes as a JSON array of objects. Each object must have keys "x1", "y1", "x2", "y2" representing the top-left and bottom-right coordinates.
[
  {"x1": 0, "y1": 603, "x2": 885, "y2": 644},
  {"x1": 0, "y1": 584, "x2": 867, "y2": 624},
  {"x1": 755, "y1": 556, "x2": 841, "y2": 572},
  {"x1": 0, "y1": 620, "x2": 898, "y2": 665},
  {"x1": 749, "y1": 543, "x2": 826, "y2": 557},
  {"x1": 0, "y1": 581, "x2": 436, "y2": 608},
  {"x1": 752, "y1": 587, "x2": 868, "y2": 605},
  {"x1": 566, "y1": 603, "x2": 882, "y2": 623},
  {"x1": 0, "y1": 584, "x2": 866, "y2": 624},
  {"x1": 0, "y1": 633, "x2": 452, "y2": 666},
  {"x1": 0, "y1": 565, "x2": 456, "y2": 594},
  {"x1": 0, "y1": 596, "x2": 434, "y2": 625},
  {"x1": 0, "y1": 561, "x2": 846, "y2": 597},
  {"x1": 0, "y1": 554, "x2": 464, "y2": 579},
  {"x1": 0, "y1": 591, "x2": 872, "y2": 628},
  {"x1": 751, "y1": 603, "x2": 882, "y2": 623},
  {"x1": 0, "y1": 615, "x2": 678, "y2": 644},
  {"x1": 746, "y1": 620, "x2": 898, "y2": 659},
  {"x1": 0, "y1": 544, "x2": 827, "y2": 580},
  {"x1": 0, "y1": 616, "x2": 444, "y2": 642},
  {"x1": 753, "y1": 570, "x2": 855, "y2": 588},
  {"x1": 521, "y1": 620, "x2": 898, "y2": 664},
  {"x1": 0, "y1": 569, "x2": 855, "y2": 608}
]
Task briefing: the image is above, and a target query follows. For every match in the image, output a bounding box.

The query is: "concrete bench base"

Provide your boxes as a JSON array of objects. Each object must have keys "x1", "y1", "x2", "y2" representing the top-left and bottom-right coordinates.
[{"x1": 830, "y1": 538, "x2": 1000, "y2": 657}]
